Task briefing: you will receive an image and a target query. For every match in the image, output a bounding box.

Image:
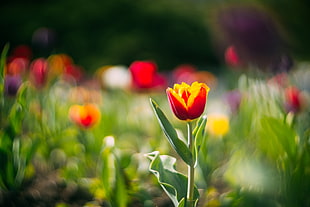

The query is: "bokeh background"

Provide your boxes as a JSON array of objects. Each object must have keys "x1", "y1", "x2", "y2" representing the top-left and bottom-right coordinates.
[
  {"x1": 1, "y1": 0, "x2": 310, "y2": 73},
  {"x1": 1, "y1": 1, "x2": 310, "y2": 207}
]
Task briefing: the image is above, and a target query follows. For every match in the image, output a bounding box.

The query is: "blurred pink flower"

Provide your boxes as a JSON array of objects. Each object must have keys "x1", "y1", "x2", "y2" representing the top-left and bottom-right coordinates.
[
  {"x1": 172, "y1": 64, "x2": 197, "y2": 84},
  {"x1": 224, "y1": 90, "x2": 242, "y2": 114},
  {"x1": 267, "y1": 73, "x2": 290, "y2": 88},
  {"x1": 29, "y1": 58, "x2": 49, "y2": 89},
  {"x1": 172, "y1": 64, "x2": 217, "y2": 89}
]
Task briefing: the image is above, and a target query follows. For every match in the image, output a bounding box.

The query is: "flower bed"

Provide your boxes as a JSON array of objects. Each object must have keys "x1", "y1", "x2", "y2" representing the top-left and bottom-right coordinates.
[{"x1": 0, "y1": 44, "x2": 309, "y2": 207}]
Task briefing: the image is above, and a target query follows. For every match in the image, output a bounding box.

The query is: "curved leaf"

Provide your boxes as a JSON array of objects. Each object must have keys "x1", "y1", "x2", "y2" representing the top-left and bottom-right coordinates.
[
  {"x1": 150, "y1": 98, "x2": 193, "y2": 166},
  {"x1": 147, "y1": 151, "x2": 199, "y2": 207}
]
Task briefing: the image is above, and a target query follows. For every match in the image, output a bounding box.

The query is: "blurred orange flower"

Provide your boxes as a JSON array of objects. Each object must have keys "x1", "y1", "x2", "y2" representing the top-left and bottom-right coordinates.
[
  {"x1": 68, "y1": 104, "x2": 101, "y2": 128},
  {"x1": 48, "y1": 54, "x2": 73, "y2": 76},
  {"x1": 166, "y1": 82, "x2": 210, "y2": 121},
  {"x1": 6, "y1": 58, "x2": 29, "y2": 76}
]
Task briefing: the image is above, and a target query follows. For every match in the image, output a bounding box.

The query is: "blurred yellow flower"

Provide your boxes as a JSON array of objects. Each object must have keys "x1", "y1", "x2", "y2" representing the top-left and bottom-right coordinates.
[{"x1": 207, "y1": 113, "x2": 230, "y2": 137}]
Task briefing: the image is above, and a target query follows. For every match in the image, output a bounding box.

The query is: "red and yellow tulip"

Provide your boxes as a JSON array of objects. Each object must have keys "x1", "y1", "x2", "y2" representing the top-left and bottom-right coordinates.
[
  {"x1": 166, "y1": 81, "x2": 210, "y2": 121},
  {"x1": 68, "y1": 103, "x2": 101, "y2": 128}
]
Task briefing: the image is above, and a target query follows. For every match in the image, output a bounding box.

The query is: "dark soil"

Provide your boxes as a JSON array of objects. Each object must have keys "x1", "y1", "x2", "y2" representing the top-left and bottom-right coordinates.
[
  {"x1": 0, "y1": 170, "x2": 93, "y2": 207},
  {"x1": 0, "y1": 168, "x2": 174, "y2": 207}
]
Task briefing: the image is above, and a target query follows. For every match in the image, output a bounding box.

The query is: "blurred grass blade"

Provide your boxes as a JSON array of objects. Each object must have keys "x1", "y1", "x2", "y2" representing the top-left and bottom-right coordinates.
[
  {"x1": 259, "y1": 116, "x2": 297, "y2": 161},
  {"x1": 0, "y1": 43, "x2": 9, "y2": 82},
  {"x1": 150, "y1": 98, "x2": 193, "y2": 166},
  {"x1": 111, "y1": 159, "x2": 128, "y2": 207}
]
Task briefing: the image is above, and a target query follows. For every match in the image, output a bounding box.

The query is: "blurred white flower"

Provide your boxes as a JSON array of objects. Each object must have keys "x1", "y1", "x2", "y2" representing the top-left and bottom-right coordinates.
[{"x1": 101, "y1": 65, "x2": 131, "y2": 90}]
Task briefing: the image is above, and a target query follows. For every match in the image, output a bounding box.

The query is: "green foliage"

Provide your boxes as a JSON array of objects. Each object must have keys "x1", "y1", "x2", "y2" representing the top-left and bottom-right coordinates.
[
  {"x1": 150, "y1": 98, "x2": 193, "y2": 166},
  {"x1": 193, "y1": 115, "x2": 207, "y2": 167},
  {"x1": 149, "y1": 98, "x2": 209, "y2": 207},
  {"x1": 147, "y1": 151, "x2": 199, "y2": 207},
  {"x1": 0, "y1": 71, "x2": 36, "y2": 191}
]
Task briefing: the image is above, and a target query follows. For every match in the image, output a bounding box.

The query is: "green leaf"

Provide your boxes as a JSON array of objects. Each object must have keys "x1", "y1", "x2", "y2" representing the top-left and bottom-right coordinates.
[
  {"x1": 16, "y1": 82, "x2": 29, "y2": 108},
  {"x1": 99, "y1": 143, "x2": 115, "y2": 194},
  {"x1": 259, "y1": 116, "x2": 297, "y2": 162},
  {"x1": 150, "y1": 98, "x2": 193, "y2": 166},
  {"x1": 111, "y1": 160, "x2": 128, "y2": 207},
  {"x1": 147, "y1": 151, "x2": 199, "y2": 207},
  {"x1": 0, "y1": 43, "x2": 9, "y2": 82},
  {"x1": 8, "y1": 103, "x2": 23, "y2": 134},
  {"x1": 193, "y1": 115, "x2": 207, "y2": 167},
  {"x1": 178, "y1": 198, "x2": 186, "y2": 207}
]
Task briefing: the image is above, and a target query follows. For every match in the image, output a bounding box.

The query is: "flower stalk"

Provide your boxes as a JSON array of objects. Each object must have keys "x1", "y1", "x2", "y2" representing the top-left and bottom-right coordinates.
[{"x1": 187, "y1": 121, "x2": 195, "y2": 207}]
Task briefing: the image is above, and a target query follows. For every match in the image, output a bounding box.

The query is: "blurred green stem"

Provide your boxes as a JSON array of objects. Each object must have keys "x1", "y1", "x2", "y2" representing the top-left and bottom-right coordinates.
[{"x1": 187, "y1": 121, "x2": 195, "y2": 207}]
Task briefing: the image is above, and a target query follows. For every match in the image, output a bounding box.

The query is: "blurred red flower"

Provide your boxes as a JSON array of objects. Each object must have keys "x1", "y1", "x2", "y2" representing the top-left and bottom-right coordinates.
[
  {"x1": 225, "y1": 45, "x2": 242, "y2": 67},
  {"x1": 129, "y1": 60, "x2": 167, "y2": 90},
  {"x1": 8, "y1": 45, "x2": 32, "y2": 61},
  {"x1": 284, "y1": 86, "x2": 305, "y2": 114},
  {"x1": 63, "y1": 64, "x2": 84, "y2": 83},
  {"x1": 29, "y1": 58, "x2": 49, "y2": 89}
]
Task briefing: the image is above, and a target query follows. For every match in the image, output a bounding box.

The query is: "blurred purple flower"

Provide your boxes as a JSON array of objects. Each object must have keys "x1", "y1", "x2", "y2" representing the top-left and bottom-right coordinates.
[
  {"x1": 224, "y1": 90, "x2": 242, "y2": 114},
  {"x1": 32, "y1": 27, "x2": 56, "y2": 54},
  {"x1": 218, "y1": 6, "x2": 289, "y2": 71},
  {"x1": 4, "y1": 75, "x2": 22, "y2": 96}
]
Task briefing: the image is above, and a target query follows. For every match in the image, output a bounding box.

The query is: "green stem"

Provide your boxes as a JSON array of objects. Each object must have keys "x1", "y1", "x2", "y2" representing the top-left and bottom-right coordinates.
[{"x1": 187, "y1": 121, "x2": 195, "y2": 207}]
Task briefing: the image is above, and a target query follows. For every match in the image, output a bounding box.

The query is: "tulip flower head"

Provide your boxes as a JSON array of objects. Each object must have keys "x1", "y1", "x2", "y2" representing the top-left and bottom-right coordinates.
[
  {"x1": 69, "y1": 104, "x2": 101, "y2": 128},
  {"x1": 166, "y1": 81, "x2": 210, "y2": 121}
]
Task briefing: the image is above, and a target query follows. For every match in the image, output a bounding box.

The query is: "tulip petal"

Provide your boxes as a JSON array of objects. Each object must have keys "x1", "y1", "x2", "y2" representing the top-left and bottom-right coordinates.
[
  {"x1": 167, "y1": 88, "x2": 189, "y2": 120},
  {"x1": 188, "y1": 87, "x2": 207, "y2": 120}
]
